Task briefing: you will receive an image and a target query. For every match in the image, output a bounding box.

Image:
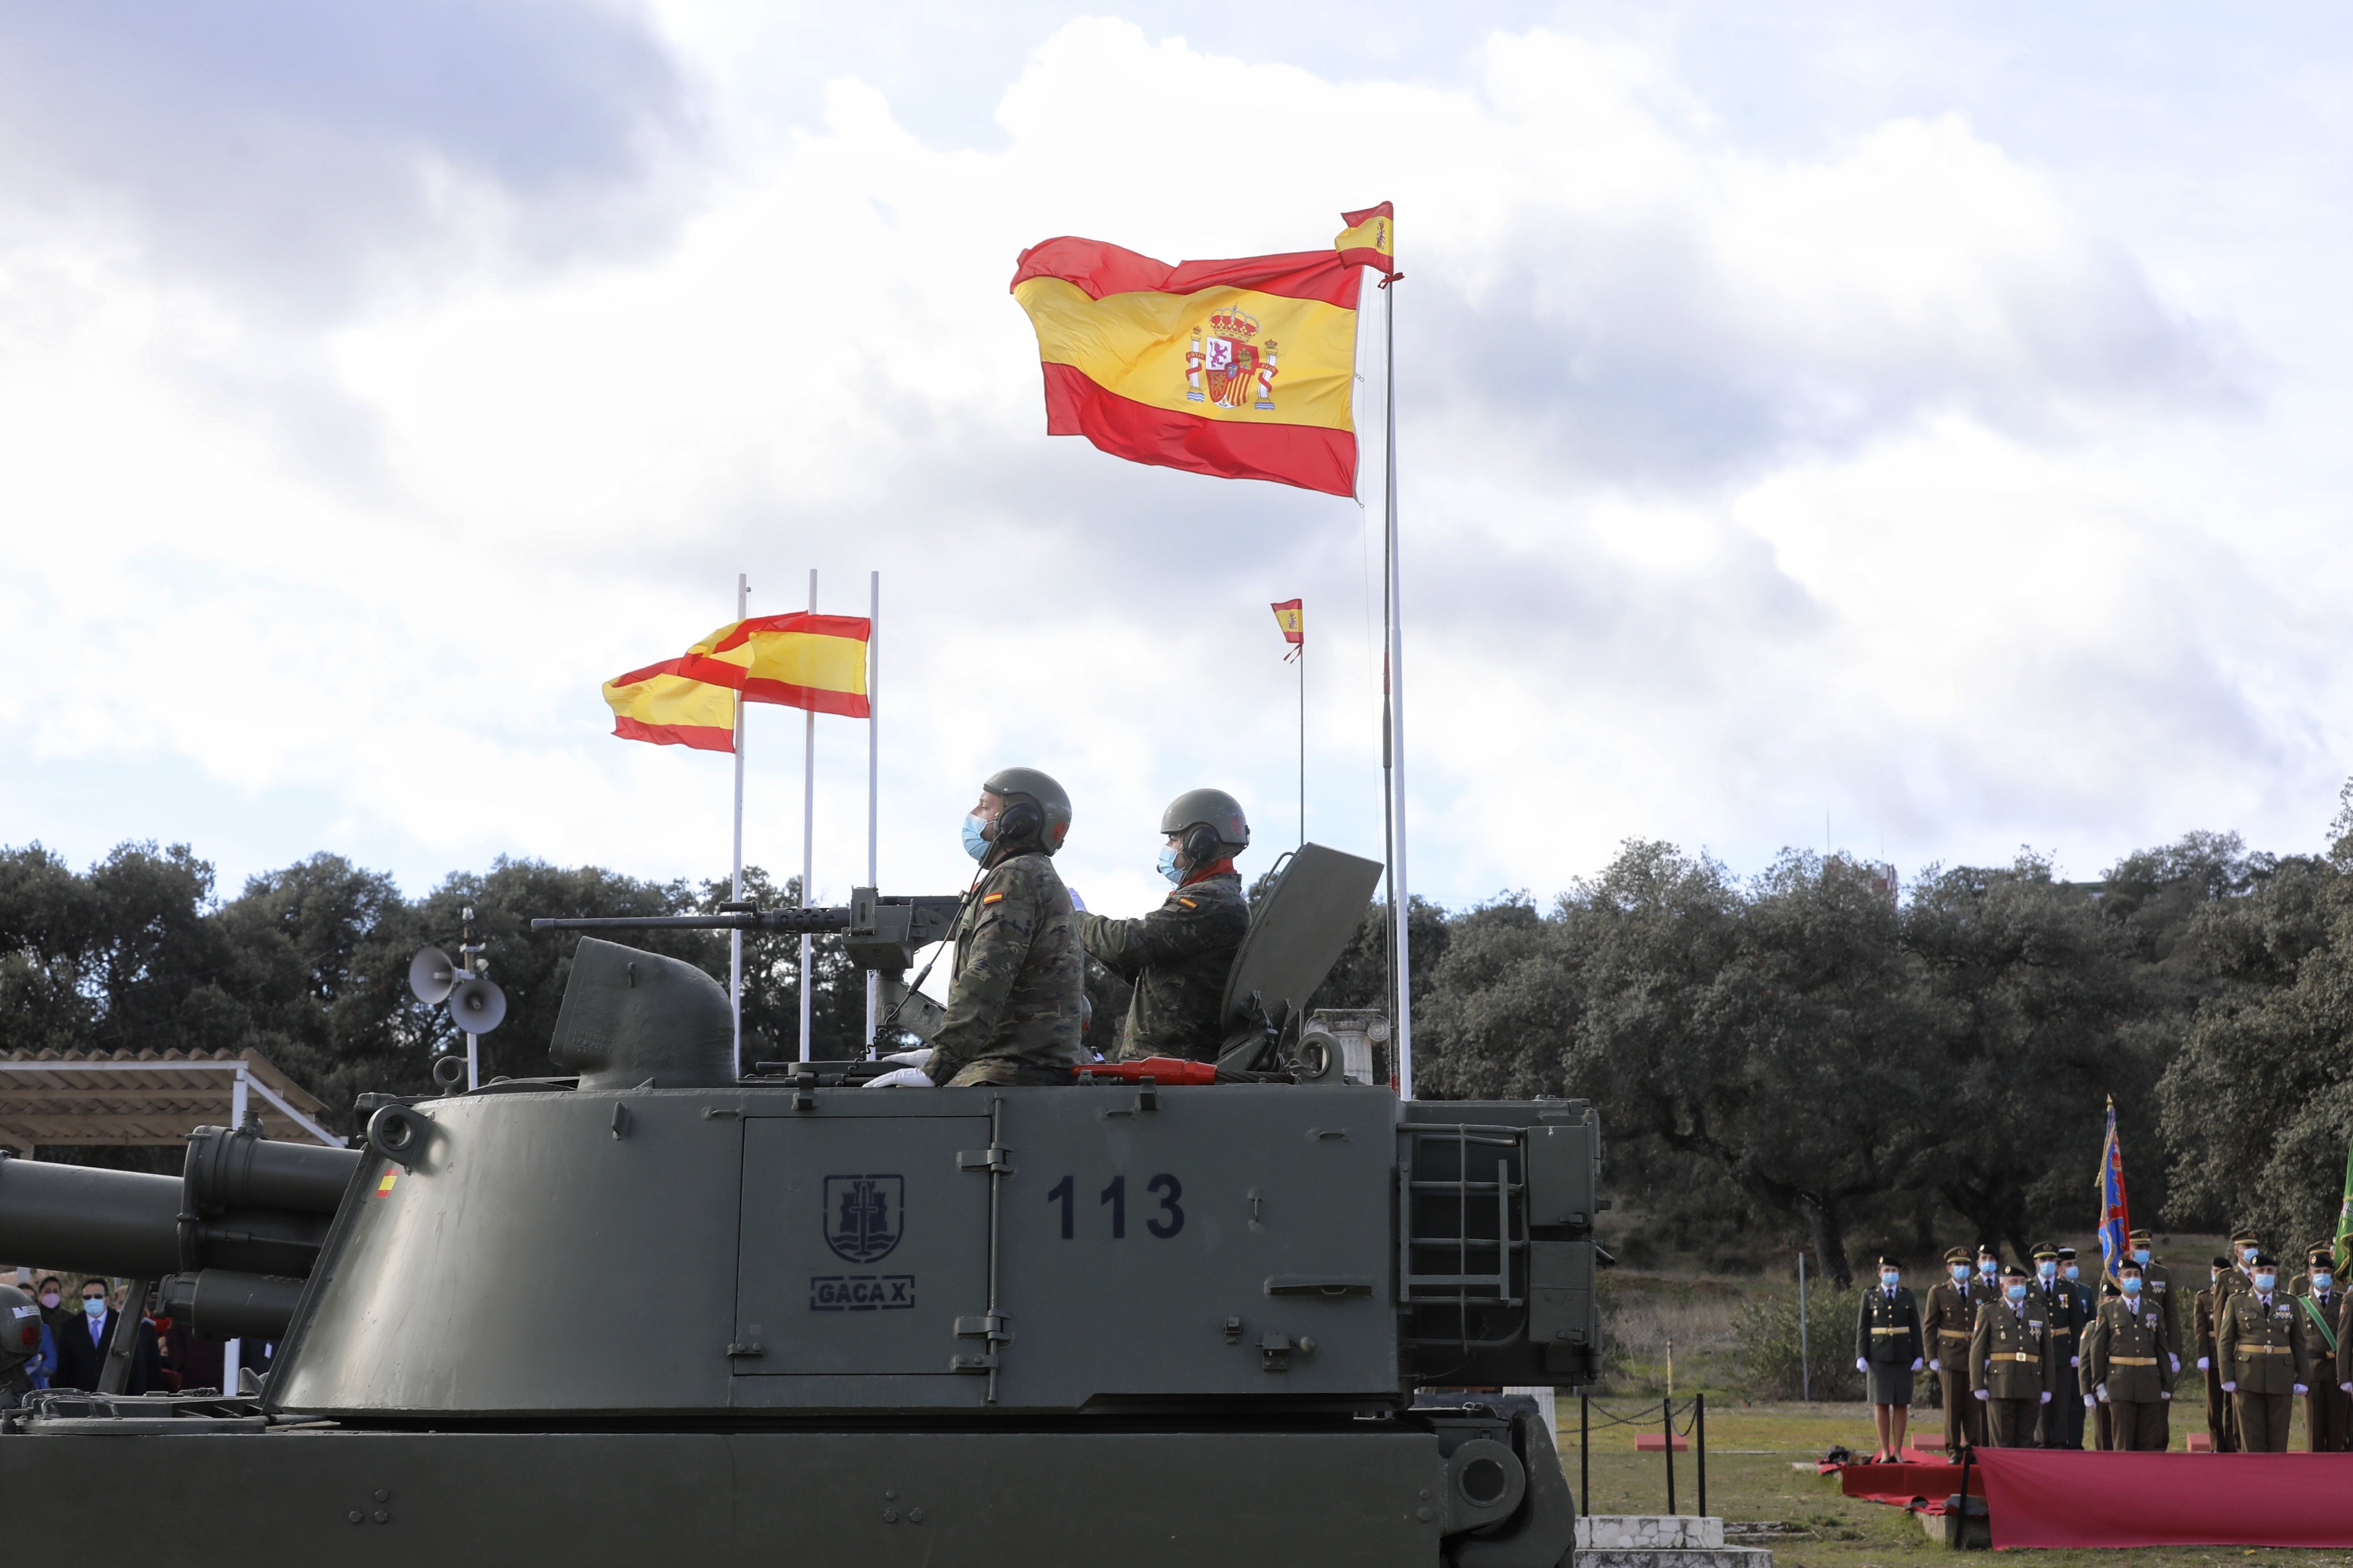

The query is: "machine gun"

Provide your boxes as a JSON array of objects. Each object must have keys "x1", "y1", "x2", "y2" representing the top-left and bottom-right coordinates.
[{"x1": 532, "y1": 887, "x2": 963, "y2": 1044}]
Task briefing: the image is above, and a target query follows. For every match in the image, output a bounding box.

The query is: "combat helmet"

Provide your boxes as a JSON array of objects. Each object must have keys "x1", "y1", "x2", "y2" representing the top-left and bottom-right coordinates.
[
  {"x1": 983, "y1": 765, "x2": 1073, "y2": 855},
  {"x1": 1160, "y1": 787, "x2": 1250, "y2": 866}
]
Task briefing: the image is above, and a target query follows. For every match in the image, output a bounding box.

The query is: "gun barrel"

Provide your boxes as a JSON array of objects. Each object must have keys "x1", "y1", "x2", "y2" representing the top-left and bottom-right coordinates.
[
  {"x1": 0, "y1": 1153, "x2": 184, "y2": 1280},
  {"x1": 531, "y1": 907, "x2": 852, "y2": 934}
]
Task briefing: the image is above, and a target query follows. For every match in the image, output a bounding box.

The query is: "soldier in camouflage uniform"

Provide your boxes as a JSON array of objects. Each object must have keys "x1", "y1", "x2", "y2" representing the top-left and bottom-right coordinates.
[
  {"x1": 1075, "y1": 789, "x2": 1252, "y2": 1062},
  {"x1": 927, "y1": 767, "x2": 1086, "y2": 1089}
]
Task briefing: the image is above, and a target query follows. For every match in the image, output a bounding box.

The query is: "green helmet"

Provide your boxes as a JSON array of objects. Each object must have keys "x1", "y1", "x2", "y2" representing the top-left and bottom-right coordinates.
[
  {"x1": 983, "y1": 766, "x2": 1072, "y2": 855},
  {"x1": 1160, "y1": 787, "x2": 1249, "y2": 859}
]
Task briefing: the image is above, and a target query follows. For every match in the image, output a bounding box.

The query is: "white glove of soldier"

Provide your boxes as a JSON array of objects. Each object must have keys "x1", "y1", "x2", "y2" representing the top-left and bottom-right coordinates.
[
  {"x1": 2295, "y1": 1383, "x2": 2309, "y2": 1396},
  {"x1": 2341, "y1": 1382, "x2": 2352, "y2": 1394},
  {"x1": 1911, "y1": 1358, "x2": 1924, "y2": 1371},
  {"x1": 2197, "y1": 1356, "x2": 2210, "y2": 1371},
  {"x1": 2083, "y1": 1394, "x2": 2096, "y2": 1408},
  {"x1": 864, "y1": 1066, "x2": 935, "y2": 1087},
  {"x1": 2069, "y1": 1356, "x2": 2080, "y2": 1367},
  {"x1": 2170, "y1": 1354, "x2": 2181, "y2": 1374},
  {"x1": 1928, "y1": 1358, "x2": 1940, "y2": 1372},
  {"x1": 878, "y1": 1047, "x2": 934, "y2": 1070},
  {"x1": 1974, "y1": 1389, "x2": 1989, "y2": 1401},
  {"x1": 2161, "y1": 1390, "x2": 2172, "y2": 1400},
  {"x1": 2095, "y1": 1382, "x2": 2110, "y2": 1402},
  {"x1": 2223, "y1": 1380, "x2": 2237, "y2": 1393},
  {"x1": 1855, "y1": 1357, "x2": 1868, "y2": 1372},
  {"x1": 2040, "y1": 1391, "x2": 2052, "y2": 1404}
]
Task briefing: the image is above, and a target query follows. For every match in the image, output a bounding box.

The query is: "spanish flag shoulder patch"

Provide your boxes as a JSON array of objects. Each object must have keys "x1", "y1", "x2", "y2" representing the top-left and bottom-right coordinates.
[
  {"x1": 1177, "y1": 897, "x2": 1198, "y2": 909},
  {"x1": 983, "y1": 891, "x2": 1006, "y2": 905}
]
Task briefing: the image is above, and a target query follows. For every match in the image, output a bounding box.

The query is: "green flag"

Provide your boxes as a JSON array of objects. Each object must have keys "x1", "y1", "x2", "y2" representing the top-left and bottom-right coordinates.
[{"x1": 2337, "y1": 1131, "x2": 2353, "y2": 1275}]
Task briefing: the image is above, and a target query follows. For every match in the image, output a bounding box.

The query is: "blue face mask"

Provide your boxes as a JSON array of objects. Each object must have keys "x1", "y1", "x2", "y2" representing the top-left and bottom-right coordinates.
[
  {"x1": 2038, "y1": 1262, "x2": 2057, "y2": 1281},
  {"x1": 82, "y1": 1297, "x2": 106, "y2": 1318},
  {"x1": 1951, "y1": 1265, "x2": 1970, "y2": 1283},
  {"x1": 2064, "y1": 1265, "x2": 2080, "y2": 1281},
  {"x1": 2122, "y1": 1277, "x2": 2142, "y2": 1295},
  {"x1": 1881, "y1": 1272, "x2": 1900, "y2": 1288},
  {"x1": 2132, "y1": 1248, "x2": 2151, "y2": 1266},
  {"x1": 962, "y1": 814, "x2": 991, "y2": 861},
  {"x1": 2316, "y1": 1274, "x2": 2335, "y2": 1292},
  {"x1": 2255, "y1": 1273, "x2": 2278, "y2": 1293},
  {"x1": 1156, "y1": 846, "x2": 1183, "y2": 885},
  {"x1": 1979, "y1": 1260, "x2": 1997, "y2": 1276},
  {"x1": 2006, "y1": 1283, "x2": 2027, "y2": 1303}
]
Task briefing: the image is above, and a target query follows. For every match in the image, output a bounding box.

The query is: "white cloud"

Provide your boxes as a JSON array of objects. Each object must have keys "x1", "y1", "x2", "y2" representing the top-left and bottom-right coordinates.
[{"x1": 0, "y1": 13, "x2": 2344, "y2": 920}]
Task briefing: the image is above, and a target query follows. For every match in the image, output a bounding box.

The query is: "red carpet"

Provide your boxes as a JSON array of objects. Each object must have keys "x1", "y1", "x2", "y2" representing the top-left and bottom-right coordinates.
[{"x1": 1972, "y1": 1449, "x2": 2353, "y2": 1549}]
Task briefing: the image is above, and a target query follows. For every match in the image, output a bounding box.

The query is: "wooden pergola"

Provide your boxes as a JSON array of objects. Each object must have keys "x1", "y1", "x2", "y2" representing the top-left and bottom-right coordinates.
[{"x1": 0, "y1": 1048, "x2": 345, "y2": 1152}]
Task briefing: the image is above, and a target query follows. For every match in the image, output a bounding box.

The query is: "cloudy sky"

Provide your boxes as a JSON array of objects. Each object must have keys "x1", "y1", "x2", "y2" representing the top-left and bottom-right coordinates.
[{"x1": 2, "y1": 1, "x2": 2349, "y2": 919}]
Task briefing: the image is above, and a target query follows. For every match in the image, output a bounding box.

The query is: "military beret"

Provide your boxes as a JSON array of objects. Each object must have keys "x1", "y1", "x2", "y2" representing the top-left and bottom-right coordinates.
[
  {"x1": 1877, "y1": 1254, "x2": 1902, "y2": 1269},
  {"x1": 2310, "y1": 1247, "x2": 2336, "y2": 1266},
  {"x1": 1944, "y1": 1246, "x2": 1972, "y2": 1265},
  {"x1": 1977, "y1": 1243, "x2": 1999, "y2": 1257},
  {"x1": 2100, "y1": 1279, "x2": 2121, "y2": 1296},
  {"x1": 2117, "y1": 1257, "x2": 2145, "y2": 1274},
  {"x1": 2252, "y1": 1251, "x2": 2279, "y2": 1268},
  {"x1": 2032, "y1": 1243, "x2": 2060, "y2": 1260},
  {"x1": 2211, "y1": 1255, "x2": 2234, "y2": 1270},
  {"x1": 2001, "y1": 1262, "x2": 2027, "y2": 1278}
]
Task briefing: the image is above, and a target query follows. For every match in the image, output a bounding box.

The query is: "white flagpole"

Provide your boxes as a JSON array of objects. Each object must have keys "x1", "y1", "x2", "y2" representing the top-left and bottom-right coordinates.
[
  {"x1": 731, "y1": 571, "x2": 749, "y2": 1077},
  {"x1": 1382, "y1": 275, "x2": 1413, "y2": 1102},
  {"x1": 865, "y1": 569, "x2": 880, "y2": 1054},
  {"x1": 800, "y1": 567, "x2": 818, "y2": 1061}
]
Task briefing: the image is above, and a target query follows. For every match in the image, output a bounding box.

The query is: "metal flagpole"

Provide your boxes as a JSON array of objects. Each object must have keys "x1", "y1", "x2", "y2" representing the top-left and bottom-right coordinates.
[
  {"x1": 800, "y1": 567, "x2": 817, "y2": 1061},
  {"x1": 1382, "y1": 273, "x2": 1413, "y2": 1101},
  {"x1": 1297, "y1": 626, "x2": 1305, "y2": 847},
  {"x1": 865, "y1": 570, "x2": 880, "y2": 1055},
  {"x1": 731, "y1": 572, "x2": 749, "y2": 1077}
]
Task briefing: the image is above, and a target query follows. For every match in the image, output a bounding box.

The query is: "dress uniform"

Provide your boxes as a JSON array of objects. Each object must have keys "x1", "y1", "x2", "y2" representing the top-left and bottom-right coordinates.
[
  {"x1": 2293, "y1": 1245, "x2": 2346, "y2": 1451},
  {"x1": 2081, "y1": 1264, "x2": 2173, "y2": 1450},
  {"x1": 2194, "y1": 1258, "x2": 2238, "y2": 1452},
  {"x1": 1970, "y1": 1264, "x2": 2055, "y2": 1448},
  {"x1": 2030, "y1": 1244, "x2": 2087, "y2": 1448},
  {"x1": 1921, "y1": 1247, "x2": 1983, "y2": 1456},
  {"x1": 2222, "y1": 1231, "x2": 2262, "y2": 1300},
  {"x1": 1855, "y1": 1254, "x2": 1924, "y2": 1461},
  {"x1": 2216, "y1": 1252, "x2": 2309, "y2": 1453},
  {"x1": 2125, "y1": 1229, "x2": 2183, "y2": 1449}
]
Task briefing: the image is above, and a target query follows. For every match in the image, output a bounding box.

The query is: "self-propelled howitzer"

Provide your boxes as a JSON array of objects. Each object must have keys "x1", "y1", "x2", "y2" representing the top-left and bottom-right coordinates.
[{"x1": 0, "y1": 866, "x2": 1605, "y2": 1565}]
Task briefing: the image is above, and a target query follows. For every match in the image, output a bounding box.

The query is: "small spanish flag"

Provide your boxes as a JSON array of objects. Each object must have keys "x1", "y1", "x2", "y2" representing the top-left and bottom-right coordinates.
[
  {"x1": 1333, "y1": 202, "x2": 1395, "y2": 274},
  {"x1": 604, "y1": 611, "x2": 872, "y2": 753},
  {"x1": 604, "y1": 658, "x2": 738, "y2": 752},
  {"x1": 1271, "y1": 599, "x2": 1303, "y2": 662}
]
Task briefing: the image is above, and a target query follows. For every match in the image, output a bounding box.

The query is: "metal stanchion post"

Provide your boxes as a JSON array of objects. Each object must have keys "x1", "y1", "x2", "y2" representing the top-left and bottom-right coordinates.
[
  {"x1": 1664, "y1": 1398, "x2": 1677, "y2": 1515},
  {"x1": 1580, "y1": 1389, "x2": 1590, "y2": 1516},
  {"x1": 1697, "y1": 1391, "x2": 1707, "y2": 1519}
]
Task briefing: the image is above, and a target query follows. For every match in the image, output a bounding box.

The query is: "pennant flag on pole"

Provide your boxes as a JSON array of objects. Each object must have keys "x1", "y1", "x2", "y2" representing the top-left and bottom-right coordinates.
[
  {"x1": 603, "y1": 658, "x2": 739, "y2": 753},
  {"x1": 1271, "y1": 598, "x2": 1303, "y2": 662},
  {"x1": 1009, "y1": 206, "x2": 1393, "y2": 498},
  {"x1": 1333, "y1": 202, "x2": 1396, "y2": 274},
  {"x1": 604, "y1": 612, "x2": 872, "y2": 751},
  {"x1": 2335, "y1": 1130, "x2": 2353, "y2": 1274},
  {"x1": 2096, "y1": 1097, "x2": 2132, "y2": 1284}
]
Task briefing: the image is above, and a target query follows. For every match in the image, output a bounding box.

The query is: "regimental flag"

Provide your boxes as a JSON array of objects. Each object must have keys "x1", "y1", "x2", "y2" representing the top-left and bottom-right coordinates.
[
  {"x1": 1009, "y1": 204, "x2": 1395, "y2": 498},
  {"x1": 604, "y1": 612, "x2": 872, "y2": 752},
  {"x1": 1271, "y1": 598, "x2": 1303, "y2": 662},
  {"x1": 2335, "y1": 1131, "x2": 2353, "y2": 1274},
  {"x1": 2097, "y1": 1098, "x2": 2132, "y2": 1285}
]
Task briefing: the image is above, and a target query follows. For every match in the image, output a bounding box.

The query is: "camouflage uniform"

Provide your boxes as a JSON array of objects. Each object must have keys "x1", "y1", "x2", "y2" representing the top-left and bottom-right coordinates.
[
  {"x1": 930, "y1": 851, "x2": 1085, "y2": 1087},
  {"x1": 1074, "y1": 871, "x2": 1248, "y2": 1061}
]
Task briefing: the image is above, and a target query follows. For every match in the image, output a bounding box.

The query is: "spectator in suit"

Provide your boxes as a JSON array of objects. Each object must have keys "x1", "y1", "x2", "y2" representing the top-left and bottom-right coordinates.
[{"x1": 54, "y1": 1277, "x2": 150, "y2": 1394}]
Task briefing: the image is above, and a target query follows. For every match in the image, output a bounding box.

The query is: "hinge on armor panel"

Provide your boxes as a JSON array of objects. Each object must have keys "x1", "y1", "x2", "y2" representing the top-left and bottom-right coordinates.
[{"x1": 952, "y1": 1311, "x2": 1013, "y2": 1372}]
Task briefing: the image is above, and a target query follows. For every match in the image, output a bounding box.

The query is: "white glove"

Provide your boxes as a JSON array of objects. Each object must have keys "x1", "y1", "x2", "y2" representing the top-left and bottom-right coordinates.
[
  {"x1": 2170, "y1": 1354, "x2": 2181, "y2": 1374},
  {"x1": 2223, "y1": 1380, "x2": 2237, "y2": 1393},
  {"x1": 1928, "y1": 1358, "x2": 1941, "y2": 1372},
  {"x1": 878, "y1": 1047, "x2": 934, "y2": 1069},
  {"x1": 2083, "y1": 1394, "x2": 2096, "y2": 1408},
  {"x1": 2096, "y1": 1382, "x2": 2110, "y2": 1402},
  {"x1": 1855, "y1": 1357, "x2": 1868, "y2": 1372},
  {"x1": 2295, "y1": 1383, "x2": 2309, "y2": 1396},
  {"x1": 2161, "y1": 1390, "x2": 2172, "y2": 1401},
  {"x1": 2197, "y1": 1356, "x2": 2210, "y2": 1371},
  {"x1": 864, "y1": 1066, "x2": 934, "y2": 1087},
  {"x1": 1974, "y1": 1389, "x2": 1989, "y2": 1401},
  {"x1": 1911, "y1": 1358, "x2": 1924, "y2": 1371},
  {"x1": 2069, "y1": 1356, "x2": 2080, "y2": 1367},
  {"x1": 2341, "y1": 1382, "x2": 2351, "y2": 1394},
  {"x1": 2040, "y1": 1391, "x2": 2052, "y2": 1404}
]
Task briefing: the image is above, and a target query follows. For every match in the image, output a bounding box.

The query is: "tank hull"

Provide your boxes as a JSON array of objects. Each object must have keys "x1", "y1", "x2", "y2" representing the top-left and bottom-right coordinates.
[{"x1": 1, "y1": 1426, "x2": 1468, "y2": 1564}]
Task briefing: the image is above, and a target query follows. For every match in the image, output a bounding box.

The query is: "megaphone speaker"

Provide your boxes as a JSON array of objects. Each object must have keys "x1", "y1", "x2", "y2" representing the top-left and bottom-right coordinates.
[
  {"x1": 448, "y1": 976, "x2": 507, "y2": 1034},
  {"x1": 408, "y1": 946, "x2": 456, "y2": 1005}
]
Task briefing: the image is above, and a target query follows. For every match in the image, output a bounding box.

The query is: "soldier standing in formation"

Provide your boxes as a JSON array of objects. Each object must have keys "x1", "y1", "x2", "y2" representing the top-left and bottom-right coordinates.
[
  {"x1": 924, "y1": 768, "x2": 1087, "y2": 1088},
  {"x1": 2031, "y1": 1244, "x2": 2087, "y2": 1448},
  {"x1": 2124, "y1": 1229, "x2": 2182, "y2": 1449},
  {"x1": 1073, "y1": 789, "x2": 1252, "y2": 1062},
  {"x1": 2216, "y1": 1251, "x2": 2309, "y2": 1454},
  {"x1": 1971, "y1": 1262, "x2": 2055, "y2": 1448},
  {"x1": 2295, "y1": 1244, "x2": 2347, "y2": 1451},
  {"x1": 1854, "y1": 1254, "x2": 1925, "y2": 1462},
  {"x1": 2080, "y1": 1258, "x2": 2173, "y2": 1450},
  {"x1": 2194, "y1": 1255, "x2": 2238, "y2": 1452},
  {"x1": 1921, "y1": 1246, "x2": 1983, "y2": 1457}
]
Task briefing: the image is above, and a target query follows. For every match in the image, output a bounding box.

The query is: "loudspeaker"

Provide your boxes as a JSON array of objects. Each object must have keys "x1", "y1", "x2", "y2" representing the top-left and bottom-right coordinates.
[
  {"x1": 408, "y1": 946, "x2": 456, "y2": 1005},
  {"x1": 448, "y1": 976, "x2": 508, "y2": 1034}
]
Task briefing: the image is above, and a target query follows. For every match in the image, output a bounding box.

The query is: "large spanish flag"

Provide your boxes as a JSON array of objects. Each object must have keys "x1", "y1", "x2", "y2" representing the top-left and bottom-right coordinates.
[
  {"x1": 604, "y1": 611, "x2": 871, "y2": 751},
  {"x1": 1011, "y1": 205, "x2": 1394, "y2": 498}
]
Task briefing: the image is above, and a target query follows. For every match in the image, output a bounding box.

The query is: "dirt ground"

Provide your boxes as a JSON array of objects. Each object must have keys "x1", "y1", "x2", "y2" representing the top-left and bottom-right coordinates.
[{"x1": 1565, "y1": 1395, "x2": 2352, "y2": 1566}]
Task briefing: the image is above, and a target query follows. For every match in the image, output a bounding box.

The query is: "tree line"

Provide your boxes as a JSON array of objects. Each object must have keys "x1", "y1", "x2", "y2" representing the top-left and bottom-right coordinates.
[{"x1": 8, "y1": 786, "x2": 2353, "y2": 1280}]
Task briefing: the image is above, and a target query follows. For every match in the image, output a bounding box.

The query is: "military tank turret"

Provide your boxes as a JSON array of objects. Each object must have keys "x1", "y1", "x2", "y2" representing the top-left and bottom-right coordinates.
[{"x1": 0, "y1": 846, "x2": 1604, "y2": 1564}]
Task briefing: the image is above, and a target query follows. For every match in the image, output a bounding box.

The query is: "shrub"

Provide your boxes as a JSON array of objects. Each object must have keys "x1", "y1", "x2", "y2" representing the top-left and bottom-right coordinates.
[{"x1": 1734, "y1": 1279, "x2": 1862, "y2": 1401}]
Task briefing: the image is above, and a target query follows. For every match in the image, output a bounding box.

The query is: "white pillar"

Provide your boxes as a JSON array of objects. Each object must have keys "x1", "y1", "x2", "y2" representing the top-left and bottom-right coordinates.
[{"x1": 230, "y1": 1065, "x2": 249, "y2": 1130}]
